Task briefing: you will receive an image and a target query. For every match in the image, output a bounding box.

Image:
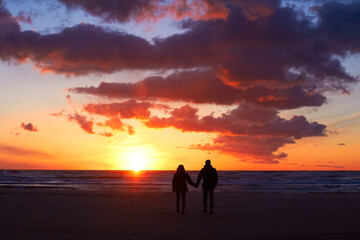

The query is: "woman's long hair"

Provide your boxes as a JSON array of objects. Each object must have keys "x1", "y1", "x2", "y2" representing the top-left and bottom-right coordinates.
[{"x1": 176, "y1": 164, "x2": 185, "y2": 174}]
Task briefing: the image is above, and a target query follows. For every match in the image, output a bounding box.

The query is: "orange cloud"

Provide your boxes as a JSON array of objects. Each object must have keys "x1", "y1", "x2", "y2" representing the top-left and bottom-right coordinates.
[{"x1": 68, "y1": 112, "x2": 94, "y2": 134}]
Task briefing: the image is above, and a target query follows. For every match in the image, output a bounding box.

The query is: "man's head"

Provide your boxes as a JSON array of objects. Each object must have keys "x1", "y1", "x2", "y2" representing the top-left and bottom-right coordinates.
[{"x1": 205, "y1": 159, "x2": 211, "y2": 165}]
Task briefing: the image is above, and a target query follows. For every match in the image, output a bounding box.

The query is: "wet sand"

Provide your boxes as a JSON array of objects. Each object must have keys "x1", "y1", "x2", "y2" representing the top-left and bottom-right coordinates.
[{"x1": 1, "y1": 189, "x2": 360, "y2": 239}]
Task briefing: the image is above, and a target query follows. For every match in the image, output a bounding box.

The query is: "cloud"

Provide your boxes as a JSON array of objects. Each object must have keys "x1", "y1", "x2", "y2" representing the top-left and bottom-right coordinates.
[
  {"x1": 0, "y1": 20, "x2": 157, "y2": 75},
  {"x1": 142, "y1": 103, "x2": 325, "y2": 162},
  {"x1": 96, "y1": 117, "x2": 136, "y2": 135},
  {"x1": 2, "y1": 0, "x2": 359, "y2": 163},
  {"x1": 66, "y1": 94, "x2": 74, "y2": 105},
  {"x1": 71, "y1": 70, "x2": 327, "y2": 109},
  {"x1": 315, "y1": 165, "x2": 345, "y2": 169},
  {"x1": 59, "y1": 0, "x2": 162, "y2": 23},
  {"x1": 58, "y1": 0, "x2": 279, "y2": 23},
  {"x1": 21, "y1": 122, "x2": 37, "y2": 132},
  {"x1": 67, "y1": 112, "x2": 94, "y2": 134},
  {"x1": 84, "y1": 100, "x2": 155, "y2": 119},
  {"x1": 145, "y1": 104, "x2": 326, "y2": 139},
  {"x1": 97, "y1": 117, "x2": 125, "y2": 130},
  {"x1": 0, "y1": 0, "x2": 358, "y2": 95},
  {"x1": 338, "y1": 143, "x2": 346, "y2": 146},
  {"x1": 190, "y1": 135, "x2": 294, "y2": 163},
  {"x1": 68, "y1": 100, "x2": 326, "y2": 161},
  {"x1": 0, "y1": 144, "x2": 54, "y2": 158},
  {"x1": 51, "y1": 109, "x2": 66, "y2": 117},
  {"x1": 16, "y1": 11, "x2": 34, "y2": 24},
  {"x1": 317, "y1": 1, "x2": 360, "y2": 55},
  {"x1": 0, "y1": 159, "x2": 57, "y2": 169},
  {"x1": 99, "y1": 132, "x2": 113, "y2": 138}
]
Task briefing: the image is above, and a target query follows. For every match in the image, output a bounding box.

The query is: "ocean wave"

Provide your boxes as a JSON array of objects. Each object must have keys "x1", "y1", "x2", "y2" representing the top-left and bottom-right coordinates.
[{"x1": 1, "y1": 170, "x2": 360, "y2": 193}]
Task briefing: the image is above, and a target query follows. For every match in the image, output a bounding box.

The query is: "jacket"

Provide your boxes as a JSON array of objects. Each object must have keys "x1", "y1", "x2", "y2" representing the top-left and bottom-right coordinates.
[
  {"x1": 196, "y1": 165, "x2": 218, "y2": 189},
  {"x1": 172, "y1": 171, "x2": 195, "y2": 192}
]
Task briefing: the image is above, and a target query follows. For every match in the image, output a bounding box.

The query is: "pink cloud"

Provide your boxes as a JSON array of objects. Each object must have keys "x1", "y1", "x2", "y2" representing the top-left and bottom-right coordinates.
[{"x1": 66, "y1": 94, "x2": 74, "y2": 105}]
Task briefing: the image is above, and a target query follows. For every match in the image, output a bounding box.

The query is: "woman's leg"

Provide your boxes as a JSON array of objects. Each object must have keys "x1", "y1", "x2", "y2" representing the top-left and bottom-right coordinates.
[
  {"x1": 176, "y1": 192, "x2": 180, "y2": 212},
  {"x1": 181, "y1": 191, "x2": 186, "y2": 213}
]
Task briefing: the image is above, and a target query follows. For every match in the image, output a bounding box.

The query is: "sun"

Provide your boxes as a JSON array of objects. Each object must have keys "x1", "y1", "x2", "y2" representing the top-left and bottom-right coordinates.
[
  {"x1": 116, "y1": 144, "x2": 161, "y2": 171},
  {"x1": 127, "y1": 151, "x2": 147, "y2": 172}
]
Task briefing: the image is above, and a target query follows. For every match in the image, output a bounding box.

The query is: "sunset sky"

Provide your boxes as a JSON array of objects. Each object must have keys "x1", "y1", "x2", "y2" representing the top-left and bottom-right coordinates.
[{"x1": 1, "y1": 0, "x2": 360, "y2": 170}]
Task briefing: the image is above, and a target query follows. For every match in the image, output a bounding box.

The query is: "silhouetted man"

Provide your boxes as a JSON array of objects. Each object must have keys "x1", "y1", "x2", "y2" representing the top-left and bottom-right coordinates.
[{"x1": 196, "y1": 159, "x2": 218, "y2": 213}]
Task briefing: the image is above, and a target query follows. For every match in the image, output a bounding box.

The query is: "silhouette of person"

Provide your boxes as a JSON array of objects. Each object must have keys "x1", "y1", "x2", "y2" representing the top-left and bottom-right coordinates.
[
  {"x1": 172, "y1": 165, "x2": 196, "y2": 214},
  {"x1": 196, "y1": 159, "x2": 218, "y2": 214}
]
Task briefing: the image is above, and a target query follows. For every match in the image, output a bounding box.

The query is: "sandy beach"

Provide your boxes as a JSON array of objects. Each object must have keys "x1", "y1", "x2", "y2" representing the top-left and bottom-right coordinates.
[{"x1": 0, "y1": 189, "x2": 359, "y2": 240}]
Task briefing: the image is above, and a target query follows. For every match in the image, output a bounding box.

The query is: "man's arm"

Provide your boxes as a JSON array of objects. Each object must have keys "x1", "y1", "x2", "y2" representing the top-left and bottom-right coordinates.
[
  {"x1": 186, "y1": 173, "x2": 196, "y2": 187},
  {"x1": 195, "y1": 169, "x2": 203, "y2": 187},
  {"x1": 214, "y1": 169, "x2": 218, "y2": 187}
]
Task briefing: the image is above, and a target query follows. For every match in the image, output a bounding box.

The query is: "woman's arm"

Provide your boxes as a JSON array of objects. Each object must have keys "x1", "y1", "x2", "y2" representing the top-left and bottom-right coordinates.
[
  {"x1": 195, "y1": 169, "x2": 203, "y2": 187},
  {"x1": 172, "y1": 174, "x2": 176, "y2": 192},
  {"x1": 186, "y1": 173, "x2": 196, "y2": 187}
]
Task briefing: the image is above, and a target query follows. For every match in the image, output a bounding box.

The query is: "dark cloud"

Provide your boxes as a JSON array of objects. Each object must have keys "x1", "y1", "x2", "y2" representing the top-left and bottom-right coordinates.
[
  {"x1": 59, "y1": 0, "x2": 161, "y2": 23},
  {"x1": 0, "y1": 1, "x2": 160, "y2": 74},
  {"x1": 71, "y1": 71, "x2": 242, "y2": 105},
  {"x1": 317, "y1": 1, "x2": 360, "y2": 55},
  {"x1": 0, "y1": 0, "x2": 358, "y2": 94},
  {"x1": 2, "y1": 0, "x2": 358, "y2": 163},
  {"x1": 58, "y1": 0, "x2": 280, "y2": 23},
  {"x1": 338, "y1": 143, "x2": 346, "y2": 146},
  {"x1": 71, "y1": 70, "x2": 327, "y2": 109},
  {"x1": 67, "y1": 112, "x2": 94, "y2": 134},
  {"x1": 0, "y1": 144, "x2": 53, "y2": 158},
  {"x1": 21, "y1": 122, "x2": 37, "y2": 132}
]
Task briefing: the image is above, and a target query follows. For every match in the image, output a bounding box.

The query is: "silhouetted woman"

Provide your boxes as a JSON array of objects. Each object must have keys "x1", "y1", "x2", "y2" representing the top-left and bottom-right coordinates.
[{"x1": 172, "y1": 165, "x2": 196, "y2": 214}]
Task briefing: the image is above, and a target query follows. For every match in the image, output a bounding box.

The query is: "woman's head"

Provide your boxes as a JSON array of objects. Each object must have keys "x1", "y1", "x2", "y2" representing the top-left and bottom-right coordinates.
[{"x1": 176, "y1": 164, "x2": 185, "y2": 173}]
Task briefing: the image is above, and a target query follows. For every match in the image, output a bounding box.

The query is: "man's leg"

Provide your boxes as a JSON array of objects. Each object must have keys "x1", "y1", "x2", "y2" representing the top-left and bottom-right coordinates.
[
  {"x1": 176, "y1": 192, "x2": 180, "y2": 212},
  {"x1": 203, "y1": 188, "x2": 208, "y2": 212},
  {"x1": 181, "y1": 191, "x2": 186, "y2": 213},
  {"x1": 209, "y1": 189, "x2": 214, "y2": 213}
]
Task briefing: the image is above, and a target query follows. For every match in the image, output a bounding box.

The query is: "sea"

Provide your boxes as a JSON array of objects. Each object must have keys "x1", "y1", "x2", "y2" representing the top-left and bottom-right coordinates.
[{"x1": 0, "y1": 170, "x2": 360, "y2": 193}]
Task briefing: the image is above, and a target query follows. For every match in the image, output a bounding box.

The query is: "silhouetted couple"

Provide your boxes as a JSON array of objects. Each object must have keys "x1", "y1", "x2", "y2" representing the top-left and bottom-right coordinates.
[{"x1": 172, "y1": 159, "x2": 218, "y2": 214}]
